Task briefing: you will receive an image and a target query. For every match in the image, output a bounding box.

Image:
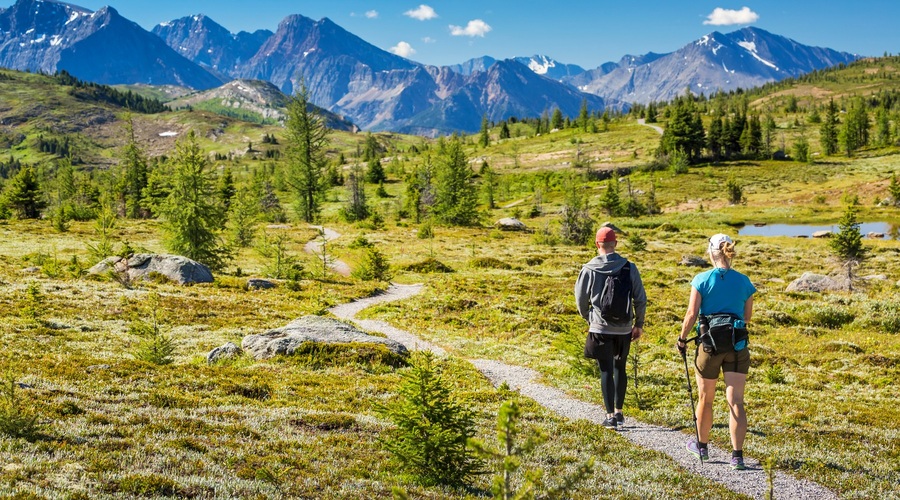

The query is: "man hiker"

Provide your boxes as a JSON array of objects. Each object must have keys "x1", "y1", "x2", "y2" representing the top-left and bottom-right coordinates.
[{"x1": 575, "y1": 226, "x2": 647, "y2": 430}]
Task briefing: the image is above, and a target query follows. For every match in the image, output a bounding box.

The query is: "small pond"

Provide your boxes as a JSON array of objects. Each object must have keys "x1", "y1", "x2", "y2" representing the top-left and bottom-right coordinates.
[{"x1": 738, "y1": 222, "x2": 900, "y2": 239}]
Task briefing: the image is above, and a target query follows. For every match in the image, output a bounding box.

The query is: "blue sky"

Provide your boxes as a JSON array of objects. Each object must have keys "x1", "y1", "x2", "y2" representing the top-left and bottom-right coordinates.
[{"x1": 66, "y1": 1, "x2": 898, "y2": 68}]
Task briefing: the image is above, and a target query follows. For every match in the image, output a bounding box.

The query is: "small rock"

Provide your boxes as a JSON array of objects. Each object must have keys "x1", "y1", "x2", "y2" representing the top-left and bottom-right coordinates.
[
  {"x1": 248, "y1": 279, "x2": 276, "y2": 290},
  {"x1": 22, "y1": 267, "x2": 40, "y2": 273},
  {"x1": 867, "y1": 232, "x2": 885, "y2": 239},
  {"x1": 680, "y1": 255, "x2": 710, "y2": 267},
  {"x1": 812, "y1": 230, "x2": 832, "y2": 238},
  {"x1": 861, "y1": 274, "x2": 887, "y2": 281},
  {"x1": 86, "y1": 364, "x2": 111, "y2": 373},
  {"x1": 207, "y1": 342, "x2": 242, "y2": 364}
]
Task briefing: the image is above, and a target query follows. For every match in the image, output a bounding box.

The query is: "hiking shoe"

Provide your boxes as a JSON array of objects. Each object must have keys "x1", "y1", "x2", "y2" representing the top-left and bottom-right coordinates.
[
  {"x1": 686, "y1": 440, "x2": 709, "y2": 461},
  {"x1": 614, "y1": 412, "x2": 625, "y2": 427},
  {"x1": 602, "y1": 416, "x2": 618, "y2": 429},
  {"x1": 731, "y1": 456, "x2": 746, "y2": 470}
]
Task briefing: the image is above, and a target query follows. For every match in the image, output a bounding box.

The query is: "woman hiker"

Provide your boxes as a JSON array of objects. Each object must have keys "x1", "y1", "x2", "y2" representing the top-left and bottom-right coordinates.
[
  {"x1": 575, "y1": 226, "x2": 647, "y2": 430},
  {"x1": 677, "y1": 234, "x2": 756, "y2": 470}
]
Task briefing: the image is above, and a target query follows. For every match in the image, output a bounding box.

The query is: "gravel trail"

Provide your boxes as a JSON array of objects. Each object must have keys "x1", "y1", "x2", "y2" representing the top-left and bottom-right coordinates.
[
  {"x1": 330, "y1": 284, "x2": 838, "y2": 500},
  {"x1": 304, "y1": 226, "x2": 351, "y2": 276}
]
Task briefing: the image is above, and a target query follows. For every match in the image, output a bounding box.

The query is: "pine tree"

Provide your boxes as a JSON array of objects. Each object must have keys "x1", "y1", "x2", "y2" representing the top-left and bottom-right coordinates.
[
  {"x1": 3, "y1": 166, "x2": 46, "y2": 219},
  {"x1": 479, "y1": 115, "x2": 490, "y2": 148},
  {"x1": 875, "y1": 106, "x2": 892, "y2": 146},
  {"x1": 829, "y1": 205, "x2": 864, "y2": 261},
  {"x1": 343, "y1": 163, "x2": 369, "y2": 222},
  {"x1": 366, "y1": 156, "x2": 386, "y2": 184},
  {"x1": 792, "y1": 134, "x2": 811, "y2": 163},
  {"x1": 119, "y1": 115, "x2": 149, "y2": 219},
  {"x1": 285, "y1": 81, "x2": 330, "y2": 223},
  {"x1": 839, "y1": 98, "x2": 870, "y2": 156},
  {"x1": 559, "y1": 173, "x2": 593, "y2": 245},
  {"x1": 499, "y1": 121, "x2": 510, "y2": 140},
  {"x1": 551, "y1": 108, "x2": 564, "y2": 130},
  {"x1": 599, "y1": 175, "x2": 621, "y2": 216},
  {"x1": 158, "y1": 131, "x2": 229, "y2": 270},
  {"x1": 226, "y1": 185, "x2": 260, "y2": 248},
  {"x1": 433, "y1": 138, "x2": 480, "y2": 226},
  {"x1": 579, "y1": 98, "x2": 590, "y2": 132},
  {"x1": 820, "y1": 99, "x2": 840, "y2": 155},
  {"x1": 218, "y1": 167, "x2": 236, "y2": 211},
  {"x1": 888, "y1": 173, "x2": 900, "y2": 207},
  {"x1": 379, "y1": 352, "x2": 483, "y2": 487}
]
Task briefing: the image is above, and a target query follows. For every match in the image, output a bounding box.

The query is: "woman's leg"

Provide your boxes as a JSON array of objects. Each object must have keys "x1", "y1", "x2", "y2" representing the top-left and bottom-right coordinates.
[
  {"x1": 724, "y1": 371, "x2": 747, "y2": 451},
  {"x1": 695, "y1": 374, "x2": 718, "y2": 442}
]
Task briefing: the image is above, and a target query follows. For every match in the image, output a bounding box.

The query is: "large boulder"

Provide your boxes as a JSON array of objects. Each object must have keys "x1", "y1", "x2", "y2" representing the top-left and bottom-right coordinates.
[
  {"x1": 495, "y1": 218, "x2": 528, "y2": 231},
  {"x1": 88, "y1": 254, "x2": 213, "y2": 284},
  {"x1": 207, "y1": 342, "x2": 242, "y2": 364},
  {"x1": 786, "y1": 272, "x2": 850, "y2": 293},
  {"x1": 241, "y1": 316, "x2": 408, "y2": 360}
]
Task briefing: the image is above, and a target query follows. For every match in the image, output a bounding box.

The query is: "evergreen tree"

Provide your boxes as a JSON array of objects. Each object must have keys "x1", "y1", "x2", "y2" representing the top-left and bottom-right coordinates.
[
  {"x1": 888, "y1": 173, "x2": 900, "y2": 207},
  {"x1": 761, "y1": 114, "x2": 777, "y2": 159},
  {"x1": 119, "y1": 115, "x2": 149, "y2": 219},
  {"x1": 499, "y1": 121, "x2": 510, "y2": 140},
  {"x1": 433, "y1": 138, "x2": 480, "y2": 226},
  {"x1": 226, "y1": 185, "x2": 260, "y2": 248},
  {"x1": 551, "y1": 108, "x2": 564, "y2": 130},
  {"x1": 792, "y1": 134, "x2": 811, "y2": 163},
  {"x1": 559, "y1": 173, "x2": 593, "y2": 245},
  {"x1": 875, "y1": 106, "x2": 892, "y2": 147},
  {"x1": 646, "y1": 102, "x2": 658, "y2": 123},
  {"x1": 829, "y1": 205, "x2": 864, "y2": 261},
  {"x1": 479, "y1": 115, "x2": 490, "y2": 148},
  {"x1": 3, "y1": 166, "x2": 46, "y2": 219},
  {"x1": 343, "y1": 163, "x2": 370, "y2": 222},
  {"x1": 366, "y1": 156, "x2": 386, "y2": 184},
  {"x1": 599, "y1": 175, "x2": 621, "y2": 216},
  {"x1": 579, "y1": 98, "x2": 590, "y2": 132},
  {"x1": 218, "y1": 167, "x2": 236, "y2": 211},
  {"x1": 820, "y1": 99, "x2": 840, "y2": 155},
  {"x1": 659, "y1": 95, "x2": 705, "y2": 163},
  {"x1": 839, "y1": 98, "x2": 870, "y2": 156},
  {"x1": 284, "y1": 82, "x2": 330, "y2": 223},
  {"x1": 481, "y1": 162, "x2": 497, "y2": 210},
  {"x1": 362, "y1": 133, "x2": 379, "y2": 161},
  {"x1": 379, "y1": 352, "x2": 483, "y2": 487},
  {"x1": 707, "y1": 116, "x2": 724, "y2": 161},
  {"x1": 140, "y1": 161, "x2": 171, "y2": 218},
  {"x1": 158, "y1": 131, "x2": 229, "y2": 270},
  {"x1": 404, "y1": 159, "x2": 434, "y2": 224}
]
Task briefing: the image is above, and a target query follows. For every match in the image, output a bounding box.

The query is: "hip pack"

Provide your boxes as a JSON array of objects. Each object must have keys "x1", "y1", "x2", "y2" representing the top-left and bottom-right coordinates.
[{"x1": 698, "y1": 313, "x2": 749, "y2": 355}]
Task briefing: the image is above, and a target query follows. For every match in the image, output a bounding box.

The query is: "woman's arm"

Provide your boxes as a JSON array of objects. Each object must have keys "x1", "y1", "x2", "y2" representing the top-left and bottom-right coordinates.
[
  {"x1": 744, "y1": 295, "x2": 754, "y2": 323},
  {"x1": 679, "y1": 287, "x2": 702, "y2": 340}
]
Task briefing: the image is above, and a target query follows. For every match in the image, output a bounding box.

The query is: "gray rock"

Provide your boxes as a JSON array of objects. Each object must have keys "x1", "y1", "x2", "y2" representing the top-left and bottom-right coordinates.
[
  {"x1": 86, "y1": 364, "x2": 110, "y2": 373},
  {"x1": 867, "y1": 232, "x2": 885, "y2": 239},
  {"x1": 22, "y1": 266, "x2": 40, "y2": 273},
  {"x1": 786, "y1": 272, "x2": 850, "y2": 292},
  {"x1": 207, "y1": 342, "x2": 242, "y2": 364},
  {"x1": 248, "y1": 279, "x2": 276, "y2": 290},
  {"x1": 241, "y1": 316, "x2": 408, "y2": 360},
  {"x1": 88, "y1": 254, "x2": 213, "y2": 285},
  {"x1": 600, "y1": 221, "x2": 625, "y2": 234},
  {"x1": 812, "y1": 230, "x2": 833, "y2": 238},
  {"x1": 861, "y1": 274, "x2": 887, "y2": 281},
  {"x1": 495, "y1": 217, "x2": 528, "y2": 231},
  {"x1": 680, "y1": 255, "x2": 710, "y2": 267}
]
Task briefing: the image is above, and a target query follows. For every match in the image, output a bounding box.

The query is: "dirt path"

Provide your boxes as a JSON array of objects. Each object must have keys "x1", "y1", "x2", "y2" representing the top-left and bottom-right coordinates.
[
  {"x1": 330, "y1": 284, "x2": 837, "y2": 500},
  {"x1": 304, "y1": 226, "x2": 352, "y2": 277},
  {"x1": 638, "y1": 118, "x2": 664, "y2": 136}
]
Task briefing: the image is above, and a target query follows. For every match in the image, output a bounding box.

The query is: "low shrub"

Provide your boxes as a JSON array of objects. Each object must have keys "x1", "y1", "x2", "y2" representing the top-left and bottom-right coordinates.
[
  {"x1": 402, "y1": 258, "x2": 454, "y2": 273},
  {"x1": 469, "y1": 257, "x2": 513, "y2": 270}
]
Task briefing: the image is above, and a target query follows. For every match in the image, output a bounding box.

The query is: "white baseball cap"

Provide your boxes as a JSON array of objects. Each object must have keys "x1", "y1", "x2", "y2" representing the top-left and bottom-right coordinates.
[{"x1": 708, "y1": 233, "x2": 733, "y2": 252}]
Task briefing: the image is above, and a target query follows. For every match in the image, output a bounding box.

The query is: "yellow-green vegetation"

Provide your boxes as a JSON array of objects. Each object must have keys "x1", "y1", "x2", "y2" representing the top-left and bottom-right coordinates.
[{"x1": 0, "y1": 57, "x2": 899, "y2": 498}]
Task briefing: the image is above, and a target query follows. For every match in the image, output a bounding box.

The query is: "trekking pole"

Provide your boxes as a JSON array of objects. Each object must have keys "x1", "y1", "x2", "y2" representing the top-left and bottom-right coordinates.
[
  {"x1": 632, "y1": 336, "x2": 642, "y2": 408},
  {"x1": 680, "y1": 335, "x2": 702, "y2": 465}
]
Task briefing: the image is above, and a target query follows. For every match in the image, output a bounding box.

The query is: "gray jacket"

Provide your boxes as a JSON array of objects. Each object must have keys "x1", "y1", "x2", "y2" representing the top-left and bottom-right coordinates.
[{"x1": 574, "y1": 252, "x2": 647, "y2": 335}]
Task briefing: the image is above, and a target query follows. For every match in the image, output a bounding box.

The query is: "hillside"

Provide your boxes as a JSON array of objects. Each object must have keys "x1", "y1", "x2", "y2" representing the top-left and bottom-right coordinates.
[{"x1": 0, "y1": 56, "x2": 898, "y2": 498}]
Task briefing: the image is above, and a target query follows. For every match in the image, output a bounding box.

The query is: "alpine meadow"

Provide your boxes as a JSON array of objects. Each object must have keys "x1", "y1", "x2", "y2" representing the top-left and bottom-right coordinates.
[{"x1": 0, "y1": 10, "x2": 899, "y2": 500}]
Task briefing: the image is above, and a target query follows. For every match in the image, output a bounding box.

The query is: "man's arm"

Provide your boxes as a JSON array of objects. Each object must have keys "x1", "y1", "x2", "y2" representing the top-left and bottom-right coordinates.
[{"x1": 574, "y1": 268, "x2": 592, "y2": 322}]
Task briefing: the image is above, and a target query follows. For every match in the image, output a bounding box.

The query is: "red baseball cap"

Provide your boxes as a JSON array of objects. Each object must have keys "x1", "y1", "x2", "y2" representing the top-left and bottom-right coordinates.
[{"x1": 595, "y1": 227, "x2": 617, "y2": 247}]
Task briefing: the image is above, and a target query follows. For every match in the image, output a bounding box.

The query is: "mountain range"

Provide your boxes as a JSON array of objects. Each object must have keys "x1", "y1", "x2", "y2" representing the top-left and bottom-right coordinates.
[{"x1": 0, "y1": 0, "x2": 861, "y2": 135}]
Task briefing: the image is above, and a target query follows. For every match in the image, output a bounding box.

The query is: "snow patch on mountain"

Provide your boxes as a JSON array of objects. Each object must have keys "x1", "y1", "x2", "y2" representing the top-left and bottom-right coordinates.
[
  {"x1": 739, "y1": 40, "x2": 778, "y2": 70},
  {"x1": 527, "y1": 56, "x2": 555, "y2": 75}
]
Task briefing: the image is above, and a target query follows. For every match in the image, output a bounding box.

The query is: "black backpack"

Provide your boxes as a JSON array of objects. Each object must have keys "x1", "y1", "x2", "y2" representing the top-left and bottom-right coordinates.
[{"x1": 598, "y1": 262, "x2": 632, "y2": 323}]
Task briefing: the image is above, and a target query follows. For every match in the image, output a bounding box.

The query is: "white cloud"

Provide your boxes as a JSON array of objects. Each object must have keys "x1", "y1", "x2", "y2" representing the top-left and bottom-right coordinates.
[
  {"x1": 449, "y1": 19, "x2": 492, "y2": 37},
  {"x1": 422, "y1": 36, "x2": 436, "y2": 44},
  {"x1": 390, "y1": 41, "x2": 416, "y2": 58},
  {"x1": 405, "y1": 5, "x2": 438, "y2": 21},
  {"x1": 703, "y1": 6, "x2": 759, "y2": 26},
  {"x1": 365, "y1": 10, "x2": 378, "y2": 19}
]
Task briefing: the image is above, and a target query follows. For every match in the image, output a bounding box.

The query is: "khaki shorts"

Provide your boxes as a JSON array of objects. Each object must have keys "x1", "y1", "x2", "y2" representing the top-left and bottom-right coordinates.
[{"x1": 695, "y1": 346, "x2": 750, "y2": 379}]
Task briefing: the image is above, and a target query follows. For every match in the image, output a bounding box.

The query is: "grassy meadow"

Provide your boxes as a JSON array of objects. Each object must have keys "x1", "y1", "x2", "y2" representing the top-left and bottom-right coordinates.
[{"x1": 0, "y1": 58, "x2": 899, "y2": 498}]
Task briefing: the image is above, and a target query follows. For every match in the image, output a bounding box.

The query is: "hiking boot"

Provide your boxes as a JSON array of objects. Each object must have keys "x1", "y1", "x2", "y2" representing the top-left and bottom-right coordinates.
[
  {"x1": 686, "y1": 440, "x2": 709, "y2": 461},
  {"x1": 614, "y1": 412, "x2": 625, "y2": 427},
  {"x1": 731, "y1": 456, "x2": 746, "y2": 470},
  {"x1": 602, "y1": 416, "x2": 618, "y2": 429}
]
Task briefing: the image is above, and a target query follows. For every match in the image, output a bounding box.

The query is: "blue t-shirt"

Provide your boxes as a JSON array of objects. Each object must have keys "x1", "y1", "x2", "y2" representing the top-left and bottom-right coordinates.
[{"x1": 691, "y1": 268, "x2": 756, "y2": 319}]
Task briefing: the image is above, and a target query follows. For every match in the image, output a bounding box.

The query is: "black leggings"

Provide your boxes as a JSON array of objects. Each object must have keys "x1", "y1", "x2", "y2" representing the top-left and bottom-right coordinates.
[{"x1": 594, "y1": 334, "x2": 632, "y2": 413}]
